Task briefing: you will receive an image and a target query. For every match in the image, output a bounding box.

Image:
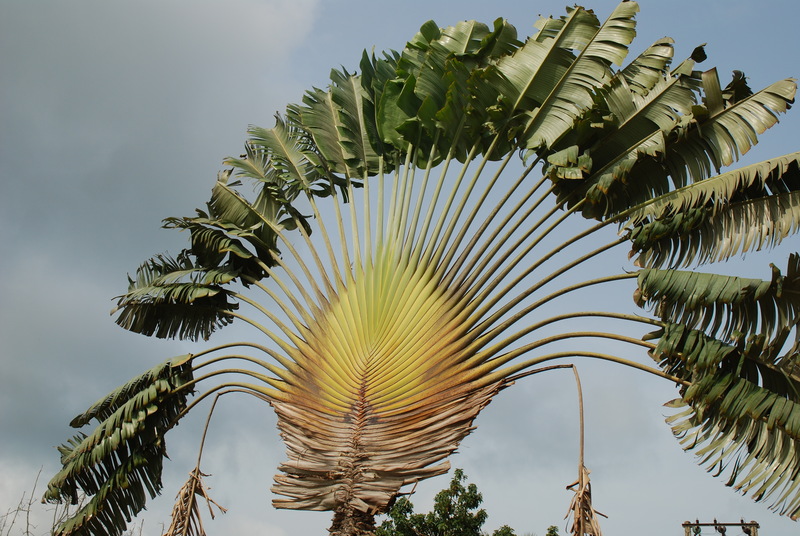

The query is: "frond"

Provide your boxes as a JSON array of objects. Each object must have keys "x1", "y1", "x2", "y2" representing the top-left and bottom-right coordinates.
[
  {"x1": 625, "y1": 151, "x2": 800, "y2": 223},
  {"x1": 44, "y1": 356, "x2": 194, "y2": 536},
  {"x1": 545, "y1": 52, "x2": 702, "y2": 215},
  {"x1": 113, "y1": 252, "x2": 239, "y2": 340},
  {"x1": 625, "y1": 153, "x2": 800, "y2": 267},
  {"x1": 665, "y1": 75, "x2": 796, "y2": 187},
  {"x1": 561, "y1": 73, "x2": 697, "y2": 211},
  {"x1": 328, "y1": 67, "x2": 385, "y2": 176},
  {"x1": 635, "y1": 254, "x2": 800, "y2": 343},
  {"x1": 590, "y1": 74, "x2": 795, "y2": 216},
  {"x1": 638, "y1": 256, "x2": 800, "y2": 516},
  {"x1": 519, "y1": 1, "x2": 640, "y2": 151},
  {"x1": 247, "y1": 116, "x2": 325, "y2": 193},
  {"x1": 630, "y1": 190, "x2": 800, "y2": 268},
  {"x1": 378, "y1": 16, "x2": 520, "y2": 164},
  {"x1": 297, "y1": 86, "x2": 365, "y2": 178},
  {"x1": 548, "y1": 67, "x2": 795, "y2": 219},
  {"x1": 649, "y1": 323, "x2": 800, "y2": 392},
  {"x1": 162, "y1": 217, "x2": 260, "y2": 276},
  {"x1": 667, "y1": 371, "x2": 800, "y2": 519},
  {"x1": 618, "y1": 37, "x2": 674, "y2": 96}
]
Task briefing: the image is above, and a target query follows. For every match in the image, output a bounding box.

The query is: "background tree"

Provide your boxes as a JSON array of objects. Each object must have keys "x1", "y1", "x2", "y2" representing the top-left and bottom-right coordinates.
[
  {"x1": 376, "y1": 469, "x2": 517, "y2": 536},
  {"x1": 40, "y1": 2, "x2": 800, "y2": 535}
]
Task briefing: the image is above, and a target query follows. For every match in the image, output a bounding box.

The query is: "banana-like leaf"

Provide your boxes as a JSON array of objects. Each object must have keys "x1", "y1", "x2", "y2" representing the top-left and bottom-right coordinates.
[
  {"x1": 636, "y1": 254, "x2": 800, "y2": 343},
  {"x1": 630, "y1": 190, "x2": 800, "y2": 268},
  {"x1": 207, "y1": 173, "x2": 287, "y2": 243},
  {"x1": 490, "y1": 7, "x2": 604, "y2": 140},
  {"x1": 625, "y1": 152, "x2": 800, "y2": 267},
  {"x1": 549, "y1": 66, "x2": 795, "y2": 219},
  {"x1": 519, "y1": 1, "x2": 639, "y2": 151},
  {"x1": 113, "y1": 161, "x2": 317, "y2": 340},
  {"x1": 220, "y1": 139, "x2": 272, "y2": 182},
  {"x1": 601, "y1": 74, "x2": 795, "y2": 215},
  {"x1": 247, "y1": 117, "x2": 324, "y2": 193},
  {"x1": 292, "y1": 47, "x2": 411, "y2": 179},
  {"x1": 618, "y1": 37, "x2": 674, "y2": 96},
  {"x1": 625, "y1": 151, "x2": 800, "y2": 225},
  {"x1": 377, "y1": 17, "x2": 520, "y2": 164},
  {"x1": 328, "y1": 68, "x2": 385, "y2": 177},
  {"x1": 163, "y1": 174, "x2": 291, "y2": 278},
  {"x1": 546, "y1": 48, "x2": 704, "y2": 215},
  {"x1": 566, "y1": 74, "x2": 697, "y2": 204},
  {"x1": 664, "y1": 76, "x2": 796, "y2": 188},
  {"x1": 667, "y1": 371, "x2": 800, "y2": 519},
  {"x1": 44, "y1": 356, "x2": 194, "y2": 536},
  {"x1": 297, "y1": 87, "x2": 365, "y2": 178},
  {"x1": 401, "y1": 19, "x2": 487, "y2": 115},
  {"x1": 649, "y1": 323, "x2": 800, "y2": 392},
  {"x1": 399, "y1": 18, "x2": 519, "y2": 96},
  {"x1": 163, "y1": 217, "x2": 257, "y2": 273},
  {"x1": 113, "y1": 252, "x2": 239, "y2": 340},
  {"x1": 640, "y1": 256, "x2": 800, "y2": 517}
]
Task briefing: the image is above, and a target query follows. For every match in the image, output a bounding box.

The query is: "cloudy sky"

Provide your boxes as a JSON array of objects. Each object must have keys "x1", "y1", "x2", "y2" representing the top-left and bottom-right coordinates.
[{"x1": 2, "y1": 1, "x2": 800, "y2": 535}]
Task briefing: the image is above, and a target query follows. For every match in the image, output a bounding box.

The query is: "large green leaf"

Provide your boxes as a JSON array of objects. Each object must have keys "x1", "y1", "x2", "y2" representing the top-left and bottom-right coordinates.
[
  {"x1": 297, "y1": 87, "x2": 365, "y2": 177},
  {"x1": 641, "y1": 256, "x2": 800, "y2": 517},
  {"x1": 518, "y1": 1, "x2": 639, "y2": 151},
  {"x1": 626, "y1": 152, "x2": 800, "y2": 267},
  {"x1": 649, "y1": 323, "x2": 799, "y2": 393},
  {"x1": 547, "y1": 65, "x2": 795, "y2": 219},
  {"x1": 160, "y1": 167, "x2": 301, "y2": 282},
  {"x1": 489, "y1": 6, "x2": 603, "y2": 139},
  {"x1": 636, "y1": 255, "x2": 800, "y2": 343},
  {"x1": 44, "y1": 356, "x2": 194, "y2": 536},
  {"x1": 665, "y1": 75, "x2": 797, "y2": 188},
  {"x1": 618, "y1": 37, "x2": 675, "y2": 96},
  {"x1": 559, "y1": 73, "x2": 697, "y2": 208},
  {"x1": 630, "y1": 190, "x2": 800, "y2": 268},
  {"x1": 328, "y1": 68, "x2": 385, "y2": 177},
  {"x1": 667, "y1": 371, "x2": 800, "y2": 519},
  {"x1": 113, "y1": 251, "x2": 239, "y2": 340},
  {"x1": 375, "y1": 17, "x2": 520, "y2": 164},
  {"x1": 544, "y1": 45, "x2": 705, "y2": 215},
  {"x1": 247, "y1": 117, "x2": 323, "y2": 193},
  {"x1": 625, "y1": 152, "x2": 800, "y2": 224}
]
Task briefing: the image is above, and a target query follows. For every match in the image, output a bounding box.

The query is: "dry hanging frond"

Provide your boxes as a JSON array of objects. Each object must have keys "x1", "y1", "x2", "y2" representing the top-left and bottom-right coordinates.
[
  {"x1": 162, "y1": 467, "x2": 227, "y2": 536},
  {"x1": 565, "y1": 465, "x2": 607, "y2": 536}
]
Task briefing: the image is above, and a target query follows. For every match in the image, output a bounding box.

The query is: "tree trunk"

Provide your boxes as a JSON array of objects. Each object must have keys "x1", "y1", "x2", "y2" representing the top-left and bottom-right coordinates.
[{"x1": 328, "y1": 507, "x2": 377, "y2": 536}]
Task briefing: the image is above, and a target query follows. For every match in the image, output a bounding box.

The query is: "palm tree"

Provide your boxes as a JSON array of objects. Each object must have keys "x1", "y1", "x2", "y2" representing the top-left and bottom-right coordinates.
[{"x1": 43, "y1": 3, "x2": 800, "y2": 535}]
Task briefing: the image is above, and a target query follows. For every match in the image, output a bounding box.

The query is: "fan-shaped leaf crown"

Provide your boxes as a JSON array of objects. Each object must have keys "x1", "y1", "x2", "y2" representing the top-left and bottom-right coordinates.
[{"x1": 45, "y1": 3, "x2": 800, "y2": 534}]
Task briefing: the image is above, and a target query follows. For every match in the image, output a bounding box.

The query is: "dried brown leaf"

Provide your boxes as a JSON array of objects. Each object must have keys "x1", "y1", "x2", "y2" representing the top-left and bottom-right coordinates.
[
  {"x1": 162, "y1": 467, "x2": 227, "y2": 536},
  {"x1": 565, "y1": 465, "x2": 607, "y2": 536}
]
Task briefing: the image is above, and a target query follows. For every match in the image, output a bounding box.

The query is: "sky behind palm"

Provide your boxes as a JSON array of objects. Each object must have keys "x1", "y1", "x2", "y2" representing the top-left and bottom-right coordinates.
[{"x1": 2, "y1": 1, "x2": 800, "y2": 535}]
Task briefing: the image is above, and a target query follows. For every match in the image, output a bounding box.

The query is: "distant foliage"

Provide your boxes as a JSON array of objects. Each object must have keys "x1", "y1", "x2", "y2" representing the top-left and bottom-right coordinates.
[{"x1": 376, "y1": 469, "x2": 518, "y2": 536}]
